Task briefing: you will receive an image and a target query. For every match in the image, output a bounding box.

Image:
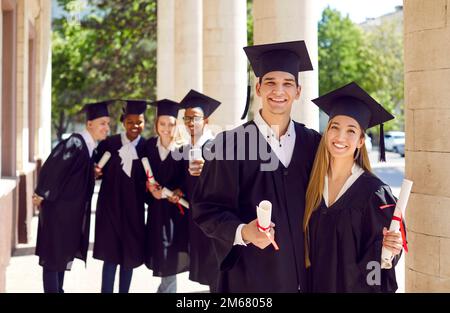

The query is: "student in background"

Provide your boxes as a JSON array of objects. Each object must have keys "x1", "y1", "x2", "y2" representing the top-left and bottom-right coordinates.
[
  {"x1": 33, "y1": 100, "x2": 112, "y2": 293},
  {"x1": 144, "y1": 99, "x2": 189, "y2": 293},
  {"x1": 93, "y1": 100, "x2": 148, "y2": 293}
]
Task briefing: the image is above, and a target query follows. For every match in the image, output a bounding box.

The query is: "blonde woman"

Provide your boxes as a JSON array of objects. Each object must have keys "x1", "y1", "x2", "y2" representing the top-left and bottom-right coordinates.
[
  {"x1": 304, "y1": 82, "x2": 405, "y2": 293},
  {"x1": 144, "y1": 99, "x2": 189, "y2": 293}
]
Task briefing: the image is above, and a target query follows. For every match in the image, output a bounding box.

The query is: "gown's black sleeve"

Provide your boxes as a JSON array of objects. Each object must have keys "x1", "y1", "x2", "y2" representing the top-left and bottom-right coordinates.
[
  {"x1": 35, "y1": 136, "x2": 85, "y2": 202},
  {"x1": 359, "y1": 185, "x2": 400, "y2": 292},
  {"x1": 191, "y1": 142, "x2": 244, "y2": 271}
]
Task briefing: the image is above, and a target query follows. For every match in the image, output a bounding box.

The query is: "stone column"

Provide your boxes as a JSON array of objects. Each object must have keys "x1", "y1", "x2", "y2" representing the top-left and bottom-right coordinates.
[
  {"x1": 404, "y1": 0, "x2": 450, "y2": 292},
  {"x1": 157, "y1": 0, "x2": 175, "y2": 100},
  {"x1": 16, "y1": 0, "x2": 29, "y2": 173},
  {"x1": 203, "y1": 0, "x2": 247, "y2": 130},
  {"x1": 252, "y1": 0, "x2": 319, "y2": 130},
  {"x1": 37, "y1": 0, "x2": 52, "y2": 160},
  {"x1": 174, "y1": 0, "x2": 202, "y2": 101}
]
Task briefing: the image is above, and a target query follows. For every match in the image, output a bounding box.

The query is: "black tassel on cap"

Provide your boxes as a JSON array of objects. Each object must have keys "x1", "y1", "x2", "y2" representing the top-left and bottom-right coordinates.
[
  {"x1": 379, "y1": 123, "x2": 386, "y2": 162},
  {"x1": 241, "y1": 84, "x2": 251, "y2": 120}
]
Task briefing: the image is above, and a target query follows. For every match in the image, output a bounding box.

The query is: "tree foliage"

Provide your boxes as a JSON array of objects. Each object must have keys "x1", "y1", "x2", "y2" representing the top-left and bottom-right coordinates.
[
  {"x1": 318, "y1": 7, "x2": 404, "y2": 132},
  {"x1": 52, "y1": 0, "x2": 157, "y2": 140}
]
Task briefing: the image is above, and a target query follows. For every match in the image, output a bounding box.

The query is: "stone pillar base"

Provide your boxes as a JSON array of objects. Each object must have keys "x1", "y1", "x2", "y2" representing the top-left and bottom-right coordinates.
[
  {"x1": 0, "y1": 178, "x2": 17, "y2": 292},
  {"x1": 17, "y1": 164, "x2": 36, "y2": 244}
]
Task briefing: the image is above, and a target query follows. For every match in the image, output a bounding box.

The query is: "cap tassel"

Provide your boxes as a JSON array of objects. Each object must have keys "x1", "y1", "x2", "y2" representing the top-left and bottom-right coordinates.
[
  {"x1": 241, "y1": 84, "x2": 251, "y2": 120},
  {"x1": 379, "y1": 123, "x2": 386, "y2": 162}
]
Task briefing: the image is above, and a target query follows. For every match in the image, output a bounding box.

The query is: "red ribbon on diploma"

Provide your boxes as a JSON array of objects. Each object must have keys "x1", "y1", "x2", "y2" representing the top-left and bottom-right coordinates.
[
  {"x1": 177, "y1": 203, "x2": 185, "y2": 216},
  {"x1": 392, "y1": 215, "x2": 408, "y2": 252},
  {"x1": 256, "y1": 221, "x2": 279, "y2": 251},
  {"x1": 146, "y1": 170, "x2": 160, "y2": 190},
  {"x1": 256, "y1": 221, "x2": 271, "y2": 232}
]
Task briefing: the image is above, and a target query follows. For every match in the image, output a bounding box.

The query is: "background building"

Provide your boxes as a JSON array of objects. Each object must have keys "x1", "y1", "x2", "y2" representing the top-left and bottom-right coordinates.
[{"x1": 0, "y1": 0, "x2": 51, "y2": 292}]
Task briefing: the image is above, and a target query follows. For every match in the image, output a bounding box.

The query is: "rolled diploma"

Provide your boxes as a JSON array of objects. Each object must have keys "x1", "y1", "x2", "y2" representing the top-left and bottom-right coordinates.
[
  {"x1": 97, "y1": 151, "x2": 111, "y2": 168},
  {"x1": 141, "y1": 157, "x2": 157, "y2": 185},
  {"x1": 162, "y1": 187, "x2": 190, "y2": 209},
  {"x1": 256, "y1": 200, "x2": 279, "y2": 250},
  {"x1": 381, "y1": 179, "x2": 413, "y2": 269}
]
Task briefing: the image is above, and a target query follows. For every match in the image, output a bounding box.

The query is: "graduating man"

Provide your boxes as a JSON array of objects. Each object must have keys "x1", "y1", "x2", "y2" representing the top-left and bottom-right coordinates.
[
  {"x1": 191, "y1": 41, "x2": 322, "y2": 292},
  {"x1": 32, "y1": 100, "x2": 112, "y2": 293},
  {"x1": 177, "y1": 89, "x2": 221, "y2": 291}
]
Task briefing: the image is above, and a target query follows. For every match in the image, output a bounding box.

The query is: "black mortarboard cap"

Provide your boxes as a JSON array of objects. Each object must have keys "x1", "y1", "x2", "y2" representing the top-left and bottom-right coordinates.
[
  {"x1": 118, "y1": 99, "x2": 151, "y2": 122},
  {"x1": 149, "y1": 99, "x2": 180, "y2": 118},
  {"x1": 120, "y1": 99, "x2": 149, "y2": 115},
  {"x1": 81, "y1": 100, "x2": 113, "y2": 121},
  {"x1": 179, "y1": 90, "x2": 221, "y2": 118},
  {"x1": 312, "y1": 82, "x2": 395, "y2": 162},
  {"x1": 241, "y1": 40, "x2": 313, "y2": 119},
  {"x1": 244, "y1": 40, "x2": 313, "y2": 79}
]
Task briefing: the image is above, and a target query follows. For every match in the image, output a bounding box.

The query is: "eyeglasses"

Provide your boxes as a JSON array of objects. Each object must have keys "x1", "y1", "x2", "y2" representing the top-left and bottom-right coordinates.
[{"x1": 183, "y1": 116, "x2": 204, "y2": 123}]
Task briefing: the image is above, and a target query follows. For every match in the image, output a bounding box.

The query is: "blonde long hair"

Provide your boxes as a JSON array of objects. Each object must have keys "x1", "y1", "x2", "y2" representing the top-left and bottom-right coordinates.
[{"x1": 303, "y1": 119, "x2": 372, "y2": 268}]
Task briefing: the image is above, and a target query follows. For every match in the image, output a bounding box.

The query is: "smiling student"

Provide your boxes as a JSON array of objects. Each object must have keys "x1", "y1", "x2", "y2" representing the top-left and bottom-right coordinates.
[
  {"x1": 191, "y1": 40, "x2": 322, "y2": 292},
  {"x1": 33, "y1": 100, "x2": 112, "y2": 293},
  {"x1": 144, "y1": 99, "x2": 189, "y2": 293},
  {"x1": 304, "y1": 82, "x2": 404, "y2": 292},
  {"x1": 93, "y1": 99, "x2": 149, "y2": 293}
]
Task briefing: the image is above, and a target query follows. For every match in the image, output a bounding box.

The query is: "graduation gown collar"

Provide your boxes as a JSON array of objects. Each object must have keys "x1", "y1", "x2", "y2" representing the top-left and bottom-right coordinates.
[
  {"x1": 79, "y1": 129, "x2": 97, "y2": 158},
  {"x1": 323, "y1": 163, "x2": 364, "y2": 207}
]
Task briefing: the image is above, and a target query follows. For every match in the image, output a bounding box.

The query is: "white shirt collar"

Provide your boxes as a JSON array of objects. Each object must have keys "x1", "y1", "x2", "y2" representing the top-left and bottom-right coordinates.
[
  {"x1": 192, "y1": 128, "x2": 215, "y2": 149},
  {"x1": 254, "y1": 109, "x2": 295, "y2": 141},
  {"x1": 118, "y1": 133, "x2": 140, "y2": 178},
  {"x1": 156, "y1": 136, "x2": 175, "y2": 161},
  {"x1": 79, "y1": 129, "x2": 97, "y2": 158},
  {"x1": 254, "y1": 109, "x2": 296, "y2": 167},
  {"x1": 121, "y1": 133, "x2": 141, "y2": 147},
  {"x1": 323, "y1": 163, "x2": 365, "y2": 207}
]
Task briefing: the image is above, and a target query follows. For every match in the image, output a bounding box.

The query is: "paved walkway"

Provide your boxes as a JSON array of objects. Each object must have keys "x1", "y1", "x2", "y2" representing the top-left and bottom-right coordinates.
[{"x1": 5, "y1": 184, "x2": 209, "y2": 293}]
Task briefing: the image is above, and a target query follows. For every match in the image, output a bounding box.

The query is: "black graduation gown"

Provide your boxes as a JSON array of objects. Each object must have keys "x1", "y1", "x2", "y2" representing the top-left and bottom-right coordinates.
[
  {"x1": 93, "y1": 134, "x2": 147, "y2": 270},
  {"x1": 308, "y1": 172, "x2": 401, "y2": 293},
  {"x1": 35, "y1": 133, "x2": 95, "y2": 272},
  {"x1": 180, "y1": 140, "x2": 219, "y2": 288},
  {"x1": 144, "y1": 137, "x2": 189, "y2": 277},
  {"x1": 191, "y1": 121, "x2": 321, "y2": 292}
]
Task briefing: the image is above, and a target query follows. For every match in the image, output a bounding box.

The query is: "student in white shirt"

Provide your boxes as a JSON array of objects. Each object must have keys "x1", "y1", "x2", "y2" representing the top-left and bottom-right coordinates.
[{"x1": 304, "y1": 82, "x2": 405, "y2": 292}]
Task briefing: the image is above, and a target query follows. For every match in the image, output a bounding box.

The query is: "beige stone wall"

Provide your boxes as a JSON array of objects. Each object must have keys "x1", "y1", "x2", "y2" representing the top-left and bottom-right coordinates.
[
  {"x1": 16, "y1": 0, "x2": 29, "y2": 173},
  {"x1": 0, "y1": 180, "x2": 16, "y2": 293},
  {"x1": 37, "y1": 0, "x2": 52, "y2": 160},
  {"x1": 252, "y1": 0, "x2": 319, "y2": 130},
  {"x1": 0, "y1": 0, "x2": 51, "y2": 291},
  {"x1": 1, "y1": 4, "x2": 3, "y2": 176},
  {"x1": 404, "y1": 0, "x2": 450, "y2": 292}
]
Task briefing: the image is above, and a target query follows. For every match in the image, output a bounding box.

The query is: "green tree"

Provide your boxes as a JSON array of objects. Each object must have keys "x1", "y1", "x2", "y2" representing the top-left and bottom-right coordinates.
[
  {"x1": 365, "y1": 20, "x2": 404, "y2": 131},
  {"x1": 52, "y1": 0, "x2": 157, "y2": 141},
  {"x1": 318, "y1": 7, "x2": 403, "y2": 133},
  {"x1": 318, "y1": 7, "x2": 379, "y2": 95},
  {"x1": 52, "y1": 13, "x2": 96, "y2": 140}
]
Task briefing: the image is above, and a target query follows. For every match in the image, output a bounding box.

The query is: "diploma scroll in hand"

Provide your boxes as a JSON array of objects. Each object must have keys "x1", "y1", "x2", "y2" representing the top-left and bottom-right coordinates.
[
  {"x1": 161, "y1": 187, "x2": 190, "y2": 209},
  {"x1": 381, "y1": 179, "x2": 412, "y2": 269},
  {"x1": 97, "y1": 151, "x2": 111, "y2": 169},
  {"x1": 256, "y1": 200, "x2": 279, "y2": 251},
  {"x1": 141, "y1": 157, "x2": 157, "y2": 186}
]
